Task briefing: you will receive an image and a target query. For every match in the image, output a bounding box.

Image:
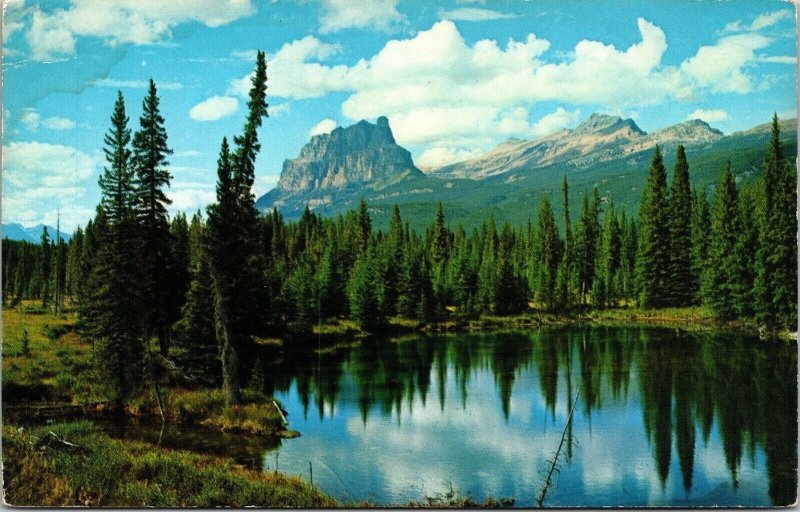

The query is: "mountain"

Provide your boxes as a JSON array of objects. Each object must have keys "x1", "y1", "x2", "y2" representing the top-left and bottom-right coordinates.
[
  {"x1": 256, "y1": 116, "x2": 423, "y2": 213},
  {"x1": 2, "y1": 223, "x2": 72, "y2": 243},
  {"x1": 430, "y1": 114, "x2": 724, "y2": 180},
  {"x1": 255, "y1": 114, "x2": 796, "y2": 232}
]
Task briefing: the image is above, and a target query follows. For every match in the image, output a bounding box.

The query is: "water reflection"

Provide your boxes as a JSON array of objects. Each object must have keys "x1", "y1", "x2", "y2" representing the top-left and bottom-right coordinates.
[{"x1": 257, "y1": 327, "x2": 796, "y2": 506}]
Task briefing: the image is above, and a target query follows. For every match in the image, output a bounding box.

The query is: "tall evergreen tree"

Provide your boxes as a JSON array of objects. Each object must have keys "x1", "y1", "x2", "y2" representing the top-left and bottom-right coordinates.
[
  {"x1": 90, "y1": 92, "x2": 145, "y2": 406},
  {"x1": 534, "y1": 196, "x2": 561, "y2": 309},
  {"x1": 668, "y1": 145, "x2": 693, "y2": 306},
  {"x1": 206, "y1": 51, "x2": 270, "y2": 406},
  {"x1": 690, "y1": 188, "x2": 711, "y2": 304},
  {"x1": 132, "y1": 79, "x2": 174, "y2": 353},
  {"x1": 636, "y1": 145, "x2": 671, "y2": 308},
  {"x1": 754, "y1": 114, "x2": 797, "y2": 330},
  {"x1": 734, "y1": 183, "x2": 759, "y2": 318},
  {"x1": 705, "y1": 162, "x2": 741, "y2": 321},
  {"x1": 173, "y1": 213, "x2": 218, "y2": 383},
  {"x1": 574, "y1": 188, "x2": 602, "y2": 304},
  {"x1": 39, "y1": 227, "x2": 51, "y2": 308}
]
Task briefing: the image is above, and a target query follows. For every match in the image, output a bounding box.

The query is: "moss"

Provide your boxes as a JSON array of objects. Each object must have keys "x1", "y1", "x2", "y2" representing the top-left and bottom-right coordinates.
[{"x1": 2, "y1": 422, "x2": 337, "y2": 507}]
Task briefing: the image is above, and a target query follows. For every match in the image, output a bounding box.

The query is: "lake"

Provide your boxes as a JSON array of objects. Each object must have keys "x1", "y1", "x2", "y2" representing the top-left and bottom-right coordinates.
[
  {"x1": 103, "y1": 326, "x2": 797, "y2": 507},
  {"x1": 262, "y1": 326, "x2": 797, "y2": 507}
]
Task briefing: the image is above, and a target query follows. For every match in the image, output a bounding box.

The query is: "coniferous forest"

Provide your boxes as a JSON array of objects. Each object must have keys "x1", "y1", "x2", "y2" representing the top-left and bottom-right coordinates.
[
  {"x1": 2, "y1": 53, "x2": 797, "y2": 408},
  {"x1": 2, "y1": 49, "x2": 798, "y2": 508}
]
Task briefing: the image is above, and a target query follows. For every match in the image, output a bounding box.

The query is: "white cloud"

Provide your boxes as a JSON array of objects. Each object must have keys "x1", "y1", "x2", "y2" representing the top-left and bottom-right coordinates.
[
  {"x1": 309, "y1": 118, "x2": 338, "y2": 137},
  {"x1": 270, "y1": 102, "x2": 292, "y2": 117},
  {"x1": 438, "y1": 8, "x2": 517, "y2": 22},
  {"x1": 228, "y1": 35, "x2": 347, "y2": 99},
  {"x1": 93, "y1": 78, "x2": 184, "y2": 90},
  {"x1": 319, "y1": 0, "x2": 406, "y2": 34},
  {"x1": 20, "y1": 110, "x2": 41, "y2": 131},
  {"x1": 189, "y1": 96, "x2": 239, "y2": 121},
  {"x1": 2, "y1": 141, "x2": 99, "y2": 228},
  {"x1": 530, "y1": 107, "x2": 581, "y2": 137},
  {"x1": 758, "y1": 55, "x2": 796, "y2": 64},
  {"x1": 19, "y1": 111, "x2": 76, "y2": 131},
  {"x1": 229, "y1": 17, "x2": 782, "y2": 157},
  {"x1": 687, "y1": 109, "x2": 729, "y2": 123},
  {"x1": 680, "y1": 33, "x2": 772, "y2": 94},
  {"x1": 416, "y1": 146, "x2": 483, "y2": 168},
  {"x1": 41, "y1": 116, "x2": 76, "y2": 130},
  {"x1": 24, "y1": 0, "x2": 256, "y2": 61},
  {"x1": 722, "y1": 9, "x2": 793, "y2": 34}
]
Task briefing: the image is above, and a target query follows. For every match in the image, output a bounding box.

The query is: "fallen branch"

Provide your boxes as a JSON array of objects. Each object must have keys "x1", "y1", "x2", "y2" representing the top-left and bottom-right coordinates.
[{"x1": 536, "y1": 390, "x2": 579, "y2": 507}]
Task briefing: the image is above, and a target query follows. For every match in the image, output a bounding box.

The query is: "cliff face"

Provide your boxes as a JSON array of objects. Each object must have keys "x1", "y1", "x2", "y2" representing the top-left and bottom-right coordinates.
[{"x1": 276, "y1": 116, "x2": 422, "y2": 192}]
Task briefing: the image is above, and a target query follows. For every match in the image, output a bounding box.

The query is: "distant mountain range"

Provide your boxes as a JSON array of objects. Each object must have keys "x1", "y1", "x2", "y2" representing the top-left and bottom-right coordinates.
[
  {"x1": 2, "y1": 223, "x2": 72, "y2": 243},
  {"x1": 256, "y1": 112, "x2": 796, "y2": 231}
]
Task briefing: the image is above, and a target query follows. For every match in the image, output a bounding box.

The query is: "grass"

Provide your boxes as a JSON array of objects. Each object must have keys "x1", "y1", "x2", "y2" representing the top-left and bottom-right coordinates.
[
  {"x1": 2, "y1": 421, "x2": 337, "y2": 507},
  {"x1": 2, "y1": 303, "x2": 101, "y2": 404}
]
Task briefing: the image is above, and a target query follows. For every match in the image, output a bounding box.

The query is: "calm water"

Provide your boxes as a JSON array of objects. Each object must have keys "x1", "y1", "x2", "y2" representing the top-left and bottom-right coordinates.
[{"x1": 259, "y1": 327, "x2": 797, "y2": 507}]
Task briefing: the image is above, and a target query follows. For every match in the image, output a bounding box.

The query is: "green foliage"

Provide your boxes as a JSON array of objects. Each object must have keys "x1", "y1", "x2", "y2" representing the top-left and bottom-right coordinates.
[
  {"x1": 668, "y1": 145, "x2": 694, "y2": 306},
  {"x1": 19, "y1": 329, "x2": 30, "y2": 357},
  {"x1": 705, "y1": 163, "x2": 740, "y2": 321},
  {"x1": 754, "y1": 114, "x2": 798, "y2": 331},
  {"x1": 636, "y1": 146, "x2": 671, "y2": 308}
]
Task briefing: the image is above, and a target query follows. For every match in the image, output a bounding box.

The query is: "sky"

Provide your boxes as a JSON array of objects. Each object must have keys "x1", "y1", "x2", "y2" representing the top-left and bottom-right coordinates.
[{"x1": 2, "y1": 0, "x2": 797, "y2": 231}]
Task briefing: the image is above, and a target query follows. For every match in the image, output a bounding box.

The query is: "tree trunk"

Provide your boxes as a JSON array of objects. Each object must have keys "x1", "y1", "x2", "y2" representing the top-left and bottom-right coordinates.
[{"x1": 212, "y1": 281, "x2": 240, "y2": 406}]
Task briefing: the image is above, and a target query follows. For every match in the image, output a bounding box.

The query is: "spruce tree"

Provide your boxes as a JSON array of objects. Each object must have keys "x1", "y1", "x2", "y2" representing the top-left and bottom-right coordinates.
[
  {"x1": 534, "y1": 196, "x2": 561, "y2": 309},
  {"x1": 668, "y1": 145, "x2": 693, "y2": 306},
  {"x1": 754, "y1": 114, "x2": 797, "y2": 330},
  {"x1": 90, "y1": 92, "x2": 145, "y2": 406},
  {"x1": 636, "y1": 145, "x2": 671, "y2": 308},
  {"x1": 132, "y1": 79, "x2": 173, "y2": 353},
  {"x1": 705, "y1": 163, "x2": 740, "y2": 321},
  {"x1": 348, "y1": 247, "x2": 383, "y2": 331},
  {"x1": 205, "y1": 50, "x2": 270, "y2": 406},
  {"x1": 39, "y1": 227, "x2": 51, "y2": 308},
  {"x1": 690, "y1": 188, "x2": 711, "y2": 304},
  {"x1": 173, "y1": 213, "x2": 218, "y2": 383},
  {"x1": 734, "y1": 183, "x2": 759, "y2": 318}
]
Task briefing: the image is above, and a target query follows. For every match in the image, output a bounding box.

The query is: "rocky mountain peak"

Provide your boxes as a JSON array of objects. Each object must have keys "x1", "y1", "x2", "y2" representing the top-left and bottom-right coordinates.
[
  {"x1": 572, "y1": 113, "x2": 646, "y2": 137},
  {"x1": 274, "y1": 116, "x2": 422, "y2": 193}
]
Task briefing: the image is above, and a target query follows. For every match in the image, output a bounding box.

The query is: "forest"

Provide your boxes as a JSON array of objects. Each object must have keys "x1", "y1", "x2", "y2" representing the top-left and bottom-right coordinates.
[{"x1": 2, "y1": 52, "x2": 797, "y2": 410}]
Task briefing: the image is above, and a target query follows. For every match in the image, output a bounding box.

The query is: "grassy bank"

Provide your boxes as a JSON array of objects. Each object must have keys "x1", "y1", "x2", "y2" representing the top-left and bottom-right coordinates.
[{"x1": 2, "y1": 421, "x2": 336, "y2": 507}]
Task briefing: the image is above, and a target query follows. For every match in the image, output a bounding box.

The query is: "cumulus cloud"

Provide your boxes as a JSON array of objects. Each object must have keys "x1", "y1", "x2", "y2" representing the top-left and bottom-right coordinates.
[
  {"x1": 189, "y1": 96, "x2": 239, "y2": 121},
  {"x1": 310, "y1": 118, "x2": 338, "y2": 137},
  {"x1": 438, "y1": 8, "x2": 517, "y2": 22},
  {"x1": 20, "y1": 111, "x2": 76, "y2": 131},
  {"x1": 24, "y1": 0, "x2": 256, "y2": 61},
  {"x1": 687, "y1": 109, "x2": 728, "y2": 123},
  {"x1": 319, "y1": 0, "x2": 406, "y2": 34},
  {"x1": 2, "y1": 141, "x2": 99, "y2": 228},
  {"x1": 227, "y1": 17, "x2": 783, "y2": 158},
  {"x1": 530, "y1": 107, "x2": 582, "y2": 137},
  {"x1": 680, "y1": 33, "x2": 773, "y2": 94}
]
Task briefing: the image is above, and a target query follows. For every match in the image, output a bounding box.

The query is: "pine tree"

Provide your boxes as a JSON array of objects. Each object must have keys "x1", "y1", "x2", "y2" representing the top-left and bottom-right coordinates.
[
  {"x1": 734, "y1": 183, "x2": 759, "y2": 318},
  {"x1": 132, "y1": 79, "x2": 173, "y2": 353},
  {"x1": 754, "y1": 114, "x2": 797, "y2": 330},
  {"x1": 690, "y1": 188, "x2": 711, "y2": 304},
  {"x1": 431, "y1": 202, "x2": 449, "y2": 266},
  {"x1": 534, "y1": 196, "x2": 561, "y2": 309},
  {"x1": 39, "y1": 227, "x2": 51, "y2": 308},
  {"x1": 705, "y1": 162, "x2": 740, "y2": 321},
  {"x1": 90, "y1": 92, "x2": 146, "y2": 406},
  {"x1": 636, "y1": 145, "x2": 671, "y2": 308},
  {"x1": 173, "y1": 213, "x2": 218, "y2": 384},
  {"x1": 168, "y1": 213, "x2": 191, "y2": 333},
  {"x1": 205, "y1": 51, "x2": 270, "y2": 406},
  {"x1": 356, "y1": 198, "x2": 371, "y2": 253},
  {"x1": 668, "y1": 145, "x2": 693, "y2": 306},
  {"x1": 348, "y1": 247, "x2": 383, "y2": 331}
]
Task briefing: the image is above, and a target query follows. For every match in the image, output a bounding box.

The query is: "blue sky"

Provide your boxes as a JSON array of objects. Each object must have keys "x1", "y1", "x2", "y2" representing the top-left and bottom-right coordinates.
[{"x1": 2, "y1": 0, "x2": 797, "y2": 231}]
